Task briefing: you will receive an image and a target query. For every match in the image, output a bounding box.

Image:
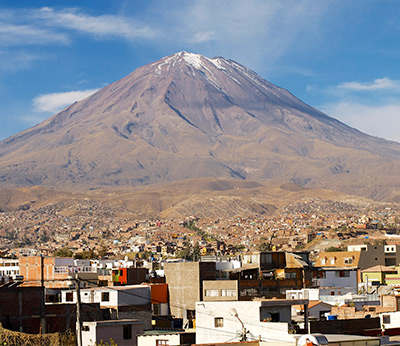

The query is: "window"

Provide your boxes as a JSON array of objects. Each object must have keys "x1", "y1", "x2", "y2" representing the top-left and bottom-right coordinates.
[
  {"x1": 82, "y1": 326, "x2": 90, "y2": 332},
  {"x1": 205, "y1": 289, "x2": 219, "y2": 297},
  {"x1": 383, "y1": 315, "x2": 391, "y2": 324},
  {"x1": 285, "y1": 272, "x2": 297, "y2": 279},
  {"x1": 214, "y1": 317, "x2": 224, "y2": 327},
  {"x1": 386, "y1": 258, "x2": 396, "y2": 266},
  {"x1": 269, "y1": 312, "x2": 280, "y2": 322},
  {"x1": 101, "y1": 292, "x2": 110, "y2": 302},
  {"x1": 66, "y1": 292, "x2": 73, "y2": 302},
  {"x1": 321, "y1": 258, "x2": 326, "y2": 265},
  {"x1": 221, "y1": 289, "x2": 236, "y2": 297},
  {"x1": 314, "y1": 271, "x2": 326, "y2": 279},
  {"x1": 123, "y1": 325, "x2": 132, "y2": 340},
  {"x1": 330, "y1": 258, "x2": 335, "y2": 265},
  {"x1": 153, "y1": 303, "x2": 161, "y2": 315},
  {"x1": 335, "y1": 271, "x2": 350, "y2": 277},
  {"x1": 187, "y1": 310, "x2": 195, "y2": 320},
  {"x1": 344, "y1": 257, "x2": 353, "y2": 264},
  {"x1": 156, "y1": 340, "x2": 168, "y2": 346},
  {"x1": 240, "y1": 288, "x2": 258, "y2": 296}
]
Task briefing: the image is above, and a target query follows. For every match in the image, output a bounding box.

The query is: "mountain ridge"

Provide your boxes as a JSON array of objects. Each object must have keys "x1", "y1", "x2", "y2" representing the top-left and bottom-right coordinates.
[{"x1": 1, "y1": 51, "x2": 400, "y2": 201}]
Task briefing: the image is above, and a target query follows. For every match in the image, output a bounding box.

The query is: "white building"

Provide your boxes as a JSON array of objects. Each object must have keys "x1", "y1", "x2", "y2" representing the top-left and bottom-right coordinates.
[
  {"x1": 286, "y1": 289, "x2": 320, "y2": 301},
  {"x1": 0, "y1": 258, "x2": 20, "y2": 282},
  {"x1": 313, "y1": 267, "x2": 358, "y2": 294},
  {"x1": 195, "y1": 299, "x2": 308, "y2": 344},
  {"x1": 61, "y1": 285, "x2": 151, "y2": 308},
  {"x1": 61, "y1": 285, "x2": 153, "y2": 329},
  {"x1": 53, "y1": 258, "x2": 96, "y2": 275},
  {"x1": 381, "y1": 311, "x2": 400, "y2": 329},
  {"x1": 138, "y1": 331, "x2": 195, "y2": 346},
  {"x1": 81, "y1": 319, "x2": 143, "y2": 346}
]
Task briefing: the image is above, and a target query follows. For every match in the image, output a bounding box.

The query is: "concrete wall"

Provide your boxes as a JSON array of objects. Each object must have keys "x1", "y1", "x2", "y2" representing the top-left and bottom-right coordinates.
[
  {"x1": 307, "y1": 303, "x2": 332, "y2": 320},
  {"x1": 381, "y1": 311, "x2": 400, "y2": 328},
  {"x1": 138, "y1": 333, "x2": 181, "y2": 346},
  {"x1": 164, "y1": 262, "x2": 216, "y2": 320},
  {"x1": 316, "y1": 269, "x2": 357, "y2": 292},
  {"x1": 310, "y1": 317, "x2": 380, "y2": 335},
  {"x1": 354, "y1": 244, "x2": 400, "y2": 269},
  {"x1": 203, "y1": 280, "x2": 238, "y2": 301},
  {"x1": 82, "y1": 320, "x2": 143, "y2": 346},
  {"x1": 138, "y1": 332, "x2": 195, "y2": 346},
  {"x1": 62, "y1": 286, "x2": 151, "y2": 308},
  {"x1": 286, "y1": 289, "x2": 320, "y2": 301},
  {"x1": 195, "y1": 301, "x2": 296, "y2": 344}
]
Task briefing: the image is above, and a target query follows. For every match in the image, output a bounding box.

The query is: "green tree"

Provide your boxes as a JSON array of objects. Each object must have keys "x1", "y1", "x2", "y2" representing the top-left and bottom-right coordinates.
[
  {"x1": 325, "y1": 246, "x2": 345, "y2": 252},
  {"x1": 40, "y1": 232, "x2": 49, "y2": 243},
  {"x1": 53, "y1": 247, "x2": 74, "y2": 257},
  {"x1": 97, "y1": 244, "x2": 108, "y2": 259},
  {"x1": 74, "y1": 250, "x2": 97, "y2": 259},
  {"x1": 176, "y1": 242, "x2": 201, "y2": 261}
]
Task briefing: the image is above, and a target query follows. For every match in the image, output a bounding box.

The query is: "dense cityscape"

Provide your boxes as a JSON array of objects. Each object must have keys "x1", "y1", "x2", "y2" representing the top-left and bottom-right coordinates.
[
  {"x1": 1, "y1": 2, "x2": 400, "y2": 346},
  {"x1": 2, "y1": 197, "x2": 400, "y2": 345}
]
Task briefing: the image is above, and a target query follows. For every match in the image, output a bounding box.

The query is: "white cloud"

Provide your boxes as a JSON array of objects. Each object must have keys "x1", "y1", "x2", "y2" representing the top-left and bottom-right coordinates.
[
  {"x1": 190, "y1": 31, "x2": 216, "y2": 43},
  {"x1": 32, "y1": 88, "x2": 99, "y2": 113},
  {"x1": 0, "y1": 50, "x2": 41, "y2": 71},
  {"x1": 338, "y1": 78, "x2": 400, "y2": 92},
  {"x1": 152, "y1": 0, "x2": 332, "y2": 71},
  {"x1": 35, "y1": 7, "x2": 157, "y2": 40},
  {"x1": 0, "y1": 22, "x2": 69, "y2": 46},
  {"x1": 321, "y1": 101, "x2": 400, "y2": 143},
  {"x1": 0, "y1": 6, "x2": 156, "y2": 49}
]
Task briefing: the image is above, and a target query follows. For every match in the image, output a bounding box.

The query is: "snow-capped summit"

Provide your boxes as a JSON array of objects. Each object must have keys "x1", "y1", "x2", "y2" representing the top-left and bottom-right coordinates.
[{"x1": 1, "y1": 52, "x2": 400, "y2": 201}]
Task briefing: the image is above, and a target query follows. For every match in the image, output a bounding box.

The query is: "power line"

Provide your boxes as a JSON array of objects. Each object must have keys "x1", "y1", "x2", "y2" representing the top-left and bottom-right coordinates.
[
  {"x1": 19, "y1": 277, "x2": 302, "y2": 342},
  {"x1": 76, "y1": 278, "x2": 300, "y2": 343}
]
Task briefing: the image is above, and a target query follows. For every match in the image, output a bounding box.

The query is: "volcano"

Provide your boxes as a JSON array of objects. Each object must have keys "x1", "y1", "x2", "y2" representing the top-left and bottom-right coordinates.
[{"x1": 1, "y1": 51, "x2": 400, "y2": 201}]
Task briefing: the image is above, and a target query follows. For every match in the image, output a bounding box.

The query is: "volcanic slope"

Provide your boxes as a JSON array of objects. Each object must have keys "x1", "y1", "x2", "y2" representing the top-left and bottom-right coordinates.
[{"x1": 1, "y1": 51, "x2": 400, "y2": 201}]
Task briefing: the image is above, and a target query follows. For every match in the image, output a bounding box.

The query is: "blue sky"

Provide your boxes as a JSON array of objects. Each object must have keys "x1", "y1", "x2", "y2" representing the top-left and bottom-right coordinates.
[{"x1": 1, "y1": 0, "x2": 400, "y2": 142}]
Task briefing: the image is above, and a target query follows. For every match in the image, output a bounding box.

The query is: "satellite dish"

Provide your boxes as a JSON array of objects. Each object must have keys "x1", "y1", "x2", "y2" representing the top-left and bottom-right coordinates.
[{"x1": 298, "y1": 334, "x2": 328, "y2": 346}]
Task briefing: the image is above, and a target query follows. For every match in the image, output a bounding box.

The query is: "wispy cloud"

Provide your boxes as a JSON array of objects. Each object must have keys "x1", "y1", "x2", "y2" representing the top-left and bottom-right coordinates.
[
  {"x1": 0, "y1": 6, "x2": 159, "y2": 74},
  {"x1": 151, "y1": 0, "x2": 332, "y2": 71},
  {"x1": 190, "y1": 31, "x2": 216, "y2": 43},
  {"x1": 338, "y1": 78, "x2": 400, "y2": 92},
  {"x1": 32, "y1": 88, "x2": 99, "y2": 113},
  {"x1": 0, "y1": 22, "x2": 69, "y2": 46},
  {"x1": 315, "y1": 77, "x2": 400, "y2": 143},
  {"x1": 34, "y1": 7, "x2": 157, "y2": 40},
  {"x1": 0, "y1": 50, "x2": 41, "y2": 71},
  {"x1": 321, "y1": 101, "x2": 400, "y2": 143},
  {"x1": 0, "y1": 2, "x2": 333, "y2": 75},
  {"x1": 0, "y1": 6, "x2": 156, "y2": 49}
]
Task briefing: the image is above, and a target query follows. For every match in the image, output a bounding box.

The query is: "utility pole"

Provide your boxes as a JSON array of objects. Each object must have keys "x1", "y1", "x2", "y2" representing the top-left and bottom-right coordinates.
[
  {"x1": 69, "y1": 273, "x2": 83, "y2": 346},
  {"x1": 76, "y1": 278, "x2": 83, "y2": 346},
  {"x1": 40, "y1": 255, "x2": 46, "y2": 335}
]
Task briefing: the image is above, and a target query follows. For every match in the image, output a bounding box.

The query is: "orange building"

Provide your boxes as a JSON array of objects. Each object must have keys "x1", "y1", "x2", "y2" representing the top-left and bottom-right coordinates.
[{"x1": 19, "y1": 256, "x2": 98, "y2": 288}]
